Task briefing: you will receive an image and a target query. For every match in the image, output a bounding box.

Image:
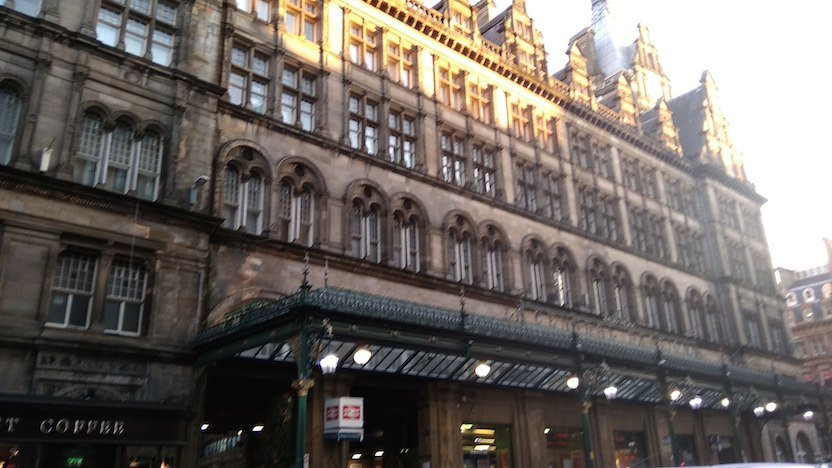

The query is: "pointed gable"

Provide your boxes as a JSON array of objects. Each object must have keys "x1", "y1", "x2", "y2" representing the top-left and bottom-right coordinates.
[
  {"x1": 668, "y1": 71, "x2": 746, "y2": 180},
  {"x1": 564, "y1": 43, "x2": 595, "y2": 106}
]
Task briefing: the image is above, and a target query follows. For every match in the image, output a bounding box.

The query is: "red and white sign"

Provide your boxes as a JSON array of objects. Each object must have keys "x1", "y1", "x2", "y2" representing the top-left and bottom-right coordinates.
[{"x1": 323, "y1": 397, "x2": 364, "y2": 431}]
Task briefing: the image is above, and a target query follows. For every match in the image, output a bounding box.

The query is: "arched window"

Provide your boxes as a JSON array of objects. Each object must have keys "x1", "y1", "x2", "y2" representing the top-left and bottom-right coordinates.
[
  {"x1": 447, "y1": 215, "x2": 474, "y2": 285},
  {"x1": 525, "y1": 240, "x2": 547, "y2": 301},
  {"x1": 0, "y1": 84, "x2": 23, "y2": 165},
  {"x1": 480, "y1": 224, "x2": 507, "y2": 292},
  {"x1": 803, "y1": 288, "x2": 816, "y2": 302},
  {"x1": 687, "y1": 289, "x2": 704, "y2": 339},
  {"x1": 662, "y1": 281, "x2": 682, "y2": 334},
  {"x1": 795, "y1": 432, "x2": 815, "y2": 463},
  {"x1": 73, "y1": 112, "x2": 163, "y2": 201},
  {"x1": 392, "y1": 207, "x2": 420, "y2": 272},
  {"x1": 643, "y1": 275, "x2": 661, "y2": 328},
  {"x1": 349, "y1": 184, "x2": 385, "y2": 263},
  {"x1": 785, "y1": 292, "x2": 798, "y2": 306},
  {"x1": 222, "y1": 164, "x2": 264, "y2": 234},
  {"x1": 276, "y1": 161, "x2": 321, "y2": 246},
  {"x1": 703, "y1": 295, "x2": 722, "y2": 343},
  {"x1": 588, "y1": 258, "x2": 611, "y2": 316},
  {"x1": 612, "y1": 264, "x2": 634, "y2": 322},
  {"x1": 552, "y1": 247, "x2": 574, "y2": 307}
]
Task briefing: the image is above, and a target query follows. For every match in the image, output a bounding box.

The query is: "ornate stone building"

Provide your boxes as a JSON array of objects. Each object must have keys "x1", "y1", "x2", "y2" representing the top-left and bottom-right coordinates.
[{"x1": 0, "y1": 0, "x2": 825, "y2": 466}]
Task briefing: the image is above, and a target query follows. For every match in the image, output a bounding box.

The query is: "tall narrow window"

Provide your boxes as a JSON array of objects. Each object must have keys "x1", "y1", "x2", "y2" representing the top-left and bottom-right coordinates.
[
  {"x1": 351, "y1": 202, "x2": 382, "y2": 262},
  {"x1": 515, "y1": 162, "x2": 537, "y2": 212},
  {"x1": 643, "y1": 275, "x2": 660, "y2": 328},
  {"x1": 511, "y1": 103, "x2": 530, "y2": 140},
  {"x1": 552, "y1": 248, "x2": 574, "y2": 307},
  {"x1": 348, "y1": 21, "x2": 378, "y2": 70},
  {"x1": 440, "y1": 132, "x2": 466, "y2": 187},
  {"x1": 527, "y1": 249, "x2": 546, "y2": 301},
  {"x1": 104, "y1": 259, "x2": 148, "y2": 335},
  {"x1": 588, "y1": 259, "x2": 610, "y2": 316},
  {"x1": 222, "y1": 165, "x2": 265, "y2": 234},
  {"x1": 392, "y1": 214, "x2": 420, "y2": 272},
  {"x1": 229, "y1": 43, "x2": 270, "y2": 113},
  {"x1": 449, "y1": 230, "x2": 473, "y2": 284},
  {"x1": 577, "y1": 187, "x2": 597, "y2": 235},
  {"x1": 236, "y1": 0, "x2": 270, "y2": 21},
  {"x1": 746, "y1": 313, "x2": 763, "y2": 348},
  {"x1": 468, "y1": 83, "x2": 492, "y2": 123},
  {"x1": 533, "y1": 113, "x2": 552, "y2": 149},
  {"x1": 662, "y1": 282, "x2": 680, "y2": 334},
  {"x1": 437, "y1": 66, "x2": 462, "y2": 110},
  {"x1": 704, "y1": 296, "x2": 721, "y2": 343},
  {"x1": 285, "y1": 0, "x2": 318, "y2": 41},
  {"x1": 104, "y1": 122, "x2": 133, "y2": 194},
  {"x1": 542, "y1": 173, "x2": 563, "y2": 221},
  {"x1": 482, "y1": 236, "x2": 504, "y2": 292},
  {"x1": 688, "y1": 291, "x2": 704, "y2": 339},
  {"x1": 281, "y1": 66, "x2": 316, "y2": 131},
  {"x1": 76, "y1": 113, "x2": 105, "y2": 186},
  {"x1": 136, "y1": 132, "x2": 162, "y2": 200},
  {"x1": 388, "y1": 110, "x2": 416, "y2": 169},
  {"x1": 278, "y1": 181, "x2": 315, "y2": 246},
  {"x1": 48, "y1": 251, "x2": 97, "y2": 329},
  {"x1": 348, "y1": 93, "x2": 379, "y2": 155},
  {"x1": 0, "y1": 85, "x2": 22, "y2": 165},
  {"x1": 612, "y1": 265, "x2": 633, "y2": 322},
  {"x1": 472, "y1": 145, "x2": 496, "y2": 197}
]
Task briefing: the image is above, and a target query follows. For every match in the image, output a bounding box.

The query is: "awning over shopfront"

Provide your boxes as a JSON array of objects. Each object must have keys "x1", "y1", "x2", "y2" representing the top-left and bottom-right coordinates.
[{"x1": 193, "y1": 286, "x2": 823, "y2": 410}]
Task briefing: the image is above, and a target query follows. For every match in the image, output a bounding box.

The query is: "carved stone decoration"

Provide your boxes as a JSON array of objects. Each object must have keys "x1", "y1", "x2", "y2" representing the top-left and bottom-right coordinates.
[{"x1": 33, "y1": 351, "x2": 148, "y2": 402}]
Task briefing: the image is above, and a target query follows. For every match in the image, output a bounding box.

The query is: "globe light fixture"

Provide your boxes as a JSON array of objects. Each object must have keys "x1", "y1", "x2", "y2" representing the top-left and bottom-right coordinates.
[
  {"x1": 252, "y1": 424, "x2": 264, "y2": 432},
  {"x1": 803, "y1": 410, "x2": 814, "y2": 421},
  {"x1": 200, "y1": 423, "x2": 210, "y2": 432},
  {"x1": 320, "y1": 353, "x2": 339, "y2": 374},
  {"x1": 688, "y1": 396, "x2": 703, "y2": 410},
  {"x1": 603, "y1": 385, "x2": 618, "y2": 400},
  {"x1": 669, "y1": 389, "x2": 682, "y2": 402},
  {"x1": 720, "y1": 397, "x2": 731, "y2": 408},
  {"x1": 353, "y1": 347, "x2": 372, "y2": 365},
  {"x1": 566, "y1": 375, "x2": 581, "y2": 390},
  {"x1": 753, "y1": 406, "x2": 765, "y2": 417},
  {"x1": 474, "y1": 361, "x2": 491, "y2": 378},
  {"x1": 765, "y1": 401, "x2": 777, "y2": 413}
]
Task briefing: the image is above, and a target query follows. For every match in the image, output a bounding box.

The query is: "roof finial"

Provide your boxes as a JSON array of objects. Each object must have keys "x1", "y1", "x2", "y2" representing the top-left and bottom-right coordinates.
[{"x1": 299, "y1": 251, "x2": 312, "y2": 293}]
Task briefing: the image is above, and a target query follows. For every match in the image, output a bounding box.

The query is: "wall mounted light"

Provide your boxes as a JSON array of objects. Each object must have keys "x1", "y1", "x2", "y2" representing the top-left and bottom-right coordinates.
[
  {"x1": 689, "y1": 396, "x2": 703, "y2": 410},
  {"x1": 753, "y1": 406, "x2": 765, "y2": 417},
  {"x1": 603, "y1": 385, "x2": 618, "y2": 400},
  {"x1": 803, "y1": 410, "x2": 814, "y2": 421},
  {"x1": 320, "y1": 353, "x2": 339, "y2": 374}
]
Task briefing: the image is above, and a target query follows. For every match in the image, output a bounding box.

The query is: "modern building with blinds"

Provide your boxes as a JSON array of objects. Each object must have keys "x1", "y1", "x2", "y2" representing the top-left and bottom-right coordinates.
[{"x1": 0, "y1": 0, "x2": 826, "y2": 466}]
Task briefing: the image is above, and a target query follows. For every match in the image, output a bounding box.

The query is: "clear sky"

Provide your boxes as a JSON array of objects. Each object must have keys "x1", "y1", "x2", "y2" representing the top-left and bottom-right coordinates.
[{"x1": 430, "y1": 0, "x2": 832, "y2": 270}]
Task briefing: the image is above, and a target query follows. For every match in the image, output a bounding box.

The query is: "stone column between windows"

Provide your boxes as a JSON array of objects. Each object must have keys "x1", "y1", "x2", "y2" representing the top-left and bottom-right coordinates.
[
  {"x1": 555, "y1": 119, "x2": 578, "y2": 227},
  {"x1": 16, "y1": 49, "x2": 52, "y2": 171},
  {"x1": 88, "y1": 250, "x2": 115, "y2": 332},
  {"x1": 56, "y1": 63, "x2": 89, "y2": 177}
]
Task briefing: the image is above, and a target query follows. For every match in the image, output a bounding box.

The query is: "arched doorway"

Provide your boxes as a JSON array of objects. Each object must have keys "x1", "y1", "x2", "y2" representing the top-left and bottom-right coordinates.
[
  {"x1": 774, "y1": 436, "x2": 788, "y2": 462},
  {"x1": 795, "y1": 432, "x2": 815, "y2": 463}
]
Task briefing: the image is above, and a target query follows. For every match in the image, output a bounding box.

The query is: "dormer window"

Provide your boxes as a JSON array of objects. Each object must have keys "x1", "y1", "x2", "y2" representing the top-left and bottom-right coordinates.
[
  {"x1": 786, "y1": 292, "x2": 798, "y2": 306},
  {"x1": 804, "y1": 288, "x2": 817, "y2": 303}
]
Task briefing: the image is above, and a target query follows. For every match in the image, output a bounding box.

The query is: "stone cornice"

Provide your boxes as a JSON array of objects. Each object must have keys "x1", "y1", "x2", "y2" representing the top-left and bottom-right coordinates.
[{"x1": 0, "y1": 166, "x2": 223, "y2": 231}]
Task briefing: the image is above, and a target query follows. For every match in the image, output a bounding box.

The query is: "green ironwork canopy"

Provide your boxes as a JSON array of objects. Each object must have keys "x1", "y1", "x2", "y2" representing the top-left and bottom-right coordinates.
[{"x1": 193, "y1": 286, "x2": 822, "y2": 407}]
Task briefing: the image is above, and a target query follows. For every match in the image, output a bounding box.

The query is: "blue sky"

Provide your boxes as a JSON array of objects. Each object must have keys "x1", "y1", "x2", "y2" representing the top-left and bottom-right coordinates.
[{"x1": 433, "y1": 0, "x2": 832, "y2": 270}]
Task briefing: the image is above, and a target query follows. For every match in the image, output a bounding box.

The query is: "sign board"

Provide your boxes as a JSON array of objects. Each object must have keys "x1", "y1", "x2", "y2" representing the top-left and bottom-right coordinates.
[
  {"x1": 323, "y1": 397, "x2": 364, "y2": 441},
  {"x1": 324, "y1": 397, "x2": 363, "y2": 430}
]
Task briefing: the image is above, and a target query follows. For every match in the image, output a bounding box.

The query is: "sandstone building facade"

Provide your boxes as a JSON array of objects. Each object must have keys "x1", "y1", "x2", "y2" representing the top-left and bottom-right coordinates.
[{"x1": 0, "y1": 0, "x2": 825, "y2": 466}]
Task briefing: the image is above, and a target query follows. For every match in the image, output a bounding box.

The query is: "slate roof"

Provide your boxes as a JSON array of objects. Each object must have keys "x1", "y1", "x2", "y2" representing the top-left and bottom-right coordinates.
[{"x1": 668, "y1": 84, "x2": 707, "y2": 159}]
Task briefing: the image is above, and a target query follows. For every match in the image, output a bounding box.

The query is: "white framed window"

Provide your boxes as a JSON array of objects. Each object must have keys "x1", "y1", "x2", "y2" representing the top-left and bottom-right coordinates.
[
  {"x1": 73, "y1": 113, "x2": 163, "y2": 201},
  {"x1": 484, "y1": 244, "x2": 504, "y2": 292},
  {"x1": 527, "y1": 251, "x2": 546, "y2": 301},
  {"x1": 392, "y1": 214, "x2": 420, "y2": 272},
  {"x1": 235, "y1": 0, "x2": 270, "y2": 21},
  {"x1": 388, "y1": 110, "x2": 416, "y2": 169},
  {"x1": 1, "y1": 0, "x2": 42, "y2": 16},
  {"x1": 449, "y1": 230, "x2": 472, "y2": 285},
  {"x1": 229, "y1": 43, "x2": 270, "y2": 113},
  {"x1": 280, "y1": 66, "x2": 316, "y2": 131},
  {"x1": 472, "y1": 145, "x2": 496, "y2": 197},
  {"x1": 351, "y1": 202, "x2": 381, "y2": 262},
  {"x1": 104, "y1": 259, "x2": 148, "y2": 336},
  {"x1": 285, "y1": 0, "x2": 318, "y2": 42},
  {"x1": 348, "y1": 20, "x2": 378, "y2": 70},
  {"x1": 0, "y1": 84, "x2": 22, "y2": 165},
  {"x1": 47, "y1": 252, "x2": 97, "y2": 329},
  {"x1": 223, "y1": 165, "x2": 263, "y2": 234},
  {"x1": 440, "y1": 132, "x2": 466, "y2": 187},
  {"x1": 278, "y1": 182, "x2": 315, "y2": 246},
  {"x1": 348, "y1": 93, "x2": 379, "y2": 155},
  {"x1": 95, "y1": 0, "x2": 177, "y2": 66}
]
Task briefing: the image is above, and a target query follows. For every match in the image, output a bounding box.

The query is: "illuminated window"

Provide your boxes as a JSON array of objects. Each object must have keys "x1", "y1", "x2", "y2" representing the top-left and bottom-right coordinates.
[
  {"x1": 95, "y1": 0, "x2": 177, "y2": 66},
  {"x1": 348, "y1": 93, "x2": 379, "y2": 155},
  {"x1": 437, "y1": 66, "x2": 463, "y2": 110},
  {"x1": 228, "y1": 43, "x2": 269, "y2": 113},
  {"x1": 348, "y1": 21, "x2": 378, "y2": 71},
  {"x1": 285, "y1": 0, "x2": 318, "y2": 41},
  {"x1": 280, "y1": 66, "x2": 316, "y2": 131},
  {"x1": 468, "y1": 82, "x2": 492, "y2": 124},
  {"x1": 440, "y1": 132, "x2": 466, "y2": 187},
  {"x1": 235, "y1": 0, "x2": 270, "y2": 21},
  {"x1": 386, "y1": 40, "x2": 415, "y2": 88}
]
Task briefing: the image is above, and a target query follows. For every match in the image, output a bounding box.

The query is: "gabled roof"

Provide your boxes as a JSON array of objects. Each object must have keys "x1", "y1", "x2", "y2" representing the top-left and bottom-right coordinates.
[{"x1": 667, "y1": 85, "x2": 707, "y2": 159}]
